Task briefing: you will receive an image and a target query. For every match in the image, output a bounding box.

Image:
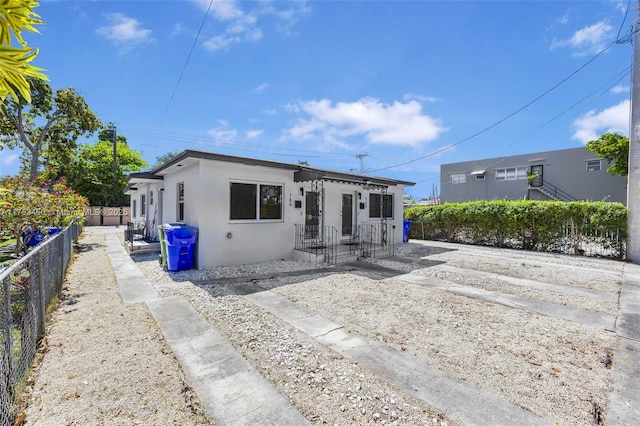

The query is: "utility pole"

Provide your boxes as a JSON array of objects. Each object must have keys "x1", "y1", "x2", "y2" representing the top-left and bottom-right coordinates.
[
  {"x1": 106, "y1": 123, "x2": 117, "y2": 206},
  {"x1": 628, "y1": 3, "x2": 640, "y2": 262},
  {"x1": 355, "y1": 153, "x2": 369, "y2": 174}
]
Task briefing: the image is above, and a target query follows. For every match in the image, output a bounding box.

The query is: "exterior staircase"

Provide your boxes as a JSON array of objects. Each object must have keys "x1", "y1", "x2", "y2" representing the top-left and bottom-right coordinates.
[{"x1": 529, "y1": 181, "x2": 577, "y2": 202}]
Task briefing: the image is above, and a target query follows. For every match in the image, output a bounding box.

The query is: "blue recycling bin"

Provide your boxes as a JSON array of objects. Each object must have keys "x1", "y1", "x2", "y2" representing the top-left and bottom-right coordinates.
[
  {"x1": 163, "y1": 224, "x2": 198, "y2": 271},
  {"x1": 403, "y1": 220, "x2": 412, "y2": 242},
  {"x1": 46, "y1": 227, "x2": 63, "y2": 236},
  {"x1": 22, "y1": 226, "x2": 63, "y2": 248},
  {"x1": 23, "y1": 229, "x2": 45, "y2": 248}
]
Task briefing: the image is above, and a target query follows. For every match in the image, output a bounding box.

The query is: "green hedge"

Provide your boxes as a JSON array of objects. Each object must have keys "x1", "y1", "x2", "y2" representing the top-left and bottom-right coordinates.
[{"x1": 403, "y1": 200, "x2": 627, "y2": 258}]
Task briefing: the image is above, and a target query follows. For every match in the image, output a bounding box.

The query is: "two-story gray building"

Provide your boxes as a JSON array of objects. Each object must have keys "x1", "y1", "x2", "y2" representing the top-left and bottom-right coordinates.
[{"x1": 440, "y1": 147, "x2": 627, "y2": 204}]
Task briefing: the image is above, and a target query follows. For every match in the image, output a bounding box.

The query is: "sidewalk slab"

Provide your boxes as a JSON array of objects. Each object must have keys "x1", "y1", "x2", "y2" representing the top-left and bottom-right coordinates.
[
  {"x1": 246, "y1": 290, "x2": 549, "y2": 426},
  {"x1": 608, "y1": 262, "x2": 640, "y2": 424},
  {"x1": 147, "y1": 296, "x2": 309, "y2": 426},
  {"x1": 432, "y1": 263, "x2": 618, "y2": 303},
  {"x1": 106, "y1": 234, "x2": 158, "y2": 303},
  {"x1": 397, "y1": 273, "x2": 615, "y2": 330},
  {"x1": 106, "y1": 235, "x2": 309, "y2": 425}
]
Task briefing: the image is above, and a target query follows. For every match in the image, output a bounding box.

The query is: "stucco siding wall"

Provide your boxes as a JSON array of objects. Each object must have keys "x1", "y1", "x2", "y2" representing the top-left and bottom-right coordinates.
[
  {"x1": 161, "y1": 163, "x2": 200, "y2": 225},
  {"x1": 440, "y1": 147, "x2": 627, "y2": 204},
  {"x1": 318, "y1": 182, "x2": 405, "y2": 244},
  {"x1": 195, "y1": 160, "x2": 296, "y2": 268}
]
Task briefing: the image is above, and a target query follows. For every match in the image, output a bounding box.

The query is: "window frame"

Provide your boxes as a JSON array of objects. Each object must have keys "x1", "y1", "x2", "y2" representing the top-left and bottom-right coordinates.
[
  {"x1": 140, "y1": 194, "x2": 146, "y2": 216},
  {"x1": 585, "y1": 159, "x2": 601, "y2": 172},
  {"x1": 177, "y1": 182, "x2": 185, "y2": 222},
  {"x1": 450, "y1": 173, "x2": 466, "y2": 184},
  {"x1": 495, "y1": 167, "x2": 528, "y2": 181},
  {"x1": 369, "y1": 193, "x2": 394, "y2": 219},
  {"x1": 229, "y1": 181, "x2": 284, "y2": 222}
]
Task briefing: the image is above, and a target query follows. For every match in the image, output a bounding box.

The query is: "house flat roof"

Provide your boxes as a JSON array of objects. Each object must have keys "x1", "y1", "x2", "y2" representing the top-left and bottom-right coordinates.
[{"x1": 131, "y1": 149, "x2": 414, "y2": 187}]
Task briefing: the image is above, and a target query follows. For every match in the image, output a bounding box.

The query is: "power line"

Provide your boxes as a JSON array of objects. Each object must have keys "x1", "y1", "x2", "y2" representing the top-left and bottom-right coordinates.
[
  {"x1": 615, "y1": 0, "x2": 633, "y2": 44},
  {"x1": 160, "y1": 0, "x2": 214, "y2": 127},
  {"x1": 369, "y1": 41, "x2": 619, "y2": 173},
  {"x1": 401, "y1": 61, "x2": 631, "y2": 198},
  {"x1": 119, "y1": 124, "x2": 353, "y2": 159}
]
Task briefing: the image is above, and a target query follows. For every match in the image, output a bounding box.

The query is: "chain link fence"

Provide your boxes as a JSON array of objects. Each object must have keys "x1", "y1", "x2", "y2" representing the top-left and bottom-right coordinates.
[{"x1": 0, "y1": 223, "x2": 82, "y2": 426}]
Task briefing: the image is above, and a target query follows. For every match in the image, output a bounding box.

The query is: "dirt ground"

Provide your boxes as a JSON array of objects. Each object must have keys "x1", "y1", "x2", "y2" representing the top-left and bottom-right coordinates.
[
  {"x1": 21, "y1": 228, "x2": 212, "y2": 426},
  {"x1": 20, "y1": 227, "x2": 624, "y2": 425}
]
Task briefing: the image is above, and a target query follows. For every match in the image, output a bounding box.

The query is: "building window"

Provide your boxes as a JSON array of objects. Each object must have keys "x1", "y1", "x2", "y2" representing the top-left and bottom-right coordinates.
[
  {"x1": 149, "y1": 191, "x2": 154, "y2": 205},
  {"x1": 450, "y1": 173, "x2": 466, "y2": 184},
  {"x1": 369, "y1": 193, "x2": 393, "y2": 218},
  {"x1": 586, "y1": 160, "x2": 601, "y2": 172},
  {"x1": 260, "y1": 185, "x2": 283, "y2": 219},
  {"x1": 140, "y1": 194, "x2": 146, "y2": 216},
  {"x1": 495, "y1": 167, "x2": 528, "y2": 181},
  {"x1": 133, "y1": 200, "x2": 137, "y2": 218},
  {"x1": 177, "y1": 182, "x2": 184, "y2": 221},
  {"x1": 230, "y1": 182, "x2": 283, "y2": 220},
  {"x1": 475, "y1": 174, "x2": 485, "y2": 181}
]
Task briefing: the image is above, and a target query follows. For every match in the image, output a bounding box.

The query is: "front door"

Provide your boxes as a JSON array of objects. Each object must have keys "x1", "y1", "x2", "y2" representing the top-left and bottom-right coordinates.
[
  {"x1": 305, "y1": 191, "x2": 320, "y2": 238},
  {"x1": 341, "y1": 194, "x2": 353, "y2": 236},
  {"x1": 530, "y1": 165, "x2": 543, "y2": 187}
]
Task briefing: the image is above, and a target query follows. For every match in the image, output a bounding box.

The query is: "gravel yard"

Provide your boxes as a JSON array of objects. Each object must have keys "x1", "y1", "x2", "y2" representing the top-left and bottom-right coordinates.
[{"x1": 134, "y1": 239, "x2": 623, "y2": 426}]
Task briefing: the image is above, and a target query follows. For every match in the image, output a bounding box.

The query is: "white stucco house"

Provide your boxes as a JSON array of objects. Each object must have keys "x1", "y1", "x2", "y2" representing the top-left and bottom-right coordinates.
[{"x1": 125, "y1": 150, "x2": 414, "y2": 269}]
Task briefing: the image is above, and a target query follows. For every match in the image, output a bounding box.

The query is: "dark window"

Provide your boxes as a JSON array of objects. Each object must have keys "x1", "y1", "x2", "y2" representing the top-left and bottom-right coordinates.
[
  {"x1": 586, "y1": 160, "x2": 601, "y2": 172},
  {"x1": 140, "y1": 194, "x2": 146, "y2": 216},
  {"x1": 177, "y1": 182, "x2": 185, "y2": 221},
  {"x1": 369, "y1": 193, "x2": 393, "y2": 218},
  {"x1": 133, "y1": 200, "x2": 137, "y2": 217},
  {"x1": 230, "y1": 183, "x2": 257, "y2": 220},
  {"x1": 230, "y1": 182, "x2": 283, "y2": 220}
]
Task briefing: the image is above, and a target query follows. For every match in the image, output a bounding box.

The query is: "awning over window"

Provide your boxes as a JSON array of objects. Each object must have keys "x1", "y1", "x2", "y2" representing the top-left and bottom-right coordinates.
[{"x1": 470, "y1": 170, "x2": 486, "y2": 176}]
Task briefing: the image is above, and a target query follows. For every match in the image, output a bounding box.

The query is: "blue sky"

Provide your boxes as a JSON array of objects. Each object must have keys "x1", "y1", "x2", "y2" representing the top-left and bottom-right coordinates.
[{"x1": 0, "y1": 0, "x2": 634, "y2": 199}]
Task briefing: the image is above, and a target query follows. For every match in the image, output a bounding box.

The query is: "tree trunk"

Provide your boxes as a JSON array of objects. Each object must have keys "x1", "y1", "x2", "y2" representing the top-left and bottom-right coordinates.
[{"x1": 29, "y1": 149, "x2": 39, "y2": 180}]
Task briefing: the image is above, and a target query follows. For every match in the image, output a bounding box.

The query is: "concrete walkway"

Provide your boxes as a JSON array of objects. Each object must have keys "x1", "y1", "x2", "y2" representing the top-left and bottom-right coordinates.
[
  {"x1": 607, "y1": 262, "x2": 640, "y2": 425},
  {"x1": 105, "y1": 235, "x2": 310, "y2": 426},
  {"x1": 244, "y1": 287, "x2": 549, "y2": 425},
  {"x1": 396, "y1": 273, "x2": 616, "y2": 330},
  {"x1": 105, "y1": 231, "x2": 640, "y2": 425},
  {"x1": 106, "y1": 234, "x2": 548, "y2": 424}
]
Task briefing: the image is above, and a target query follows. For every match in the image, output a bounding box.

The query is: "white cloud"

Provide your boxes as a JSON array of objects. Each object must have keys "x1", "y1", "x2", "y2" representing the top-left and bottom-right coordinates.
[
  {"x1": 96, "y1": 13, "x2": 154, "y2": 51},
  {"x1": 283, "y1": 97, "x2": 448, "y2": 148},
  {"x1": 260, "y1": 0, "x2": 311, "y2": 36},
  {"x1": 263, "y1": 109, "x2": 277, "y2": 115},
  {"x1": 613, "y1": 0, "x2": 628, "y2": 14},
  {"x1": 207, "y1": 127, "x2": 238, "y2": 142},
  {"x1": 550, "y1": 20, "x2": 612, "y2": 55},
  {"x1": 556, "y1": 8, "x2": 571, "y2": 25},
  {"x1": 611, "y1": 85, "x2": 629, "y2": 94},
  {"x1": 253, "y1": 82, "x2": 270, "y2": 94},
  {"x1": 193, "y1": 0, "x2": 307, "y2": 51},
  {"x1": 246, "y1": 129, "x2": 264, "y2": 139},
  {"x1": 171, "y1": 23, "x2": 188, "y2": 38},
  {"x1": 572, "y1": 99, "x2": 629, "y2": 143},
  {"x1": 0, "y1": 151, "x2": 19, "y2": 167},
  {"x1": 403, "y1": 93, "x2": 439, "y2": 103}
]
